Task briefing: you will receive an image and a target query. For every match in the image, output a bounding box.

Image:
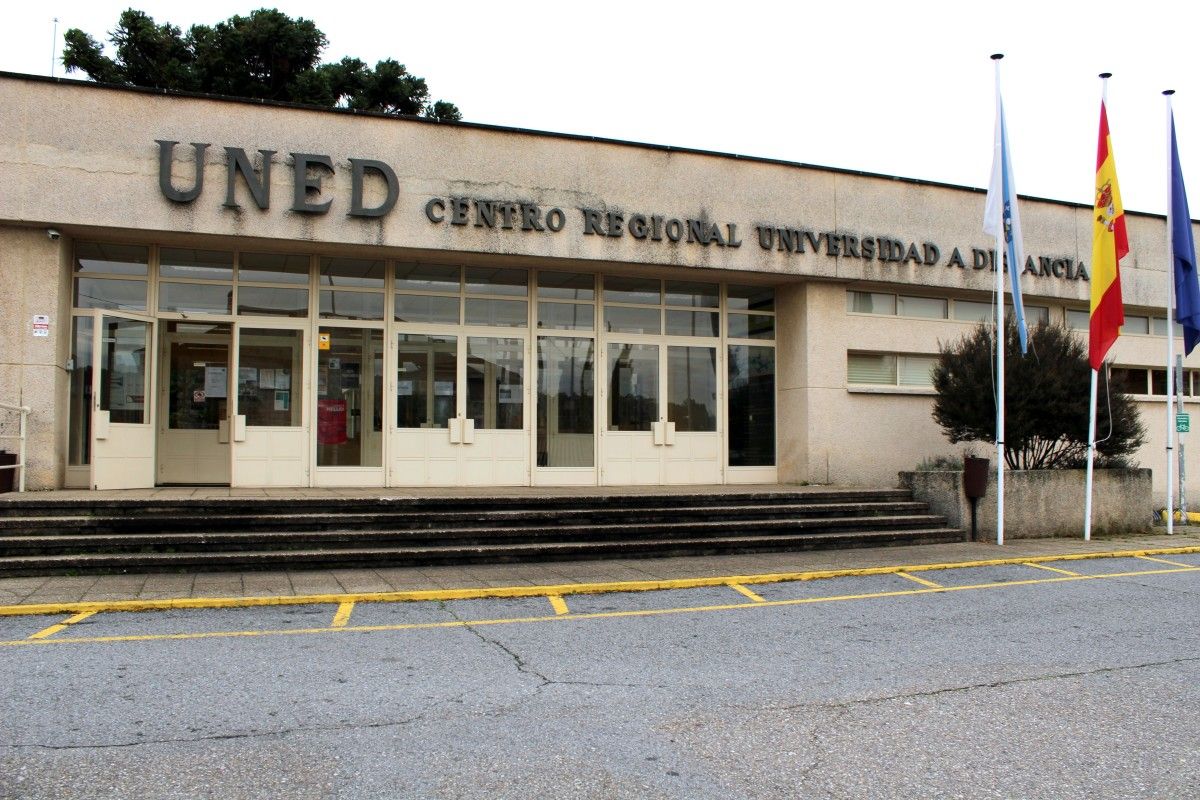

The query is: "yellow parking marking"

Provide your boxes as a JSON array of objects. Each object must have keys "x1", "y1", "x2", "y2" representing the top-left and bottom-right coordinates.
[
  {"x1": 2, "y1": 545, "x2": 1199, "y2": 619},
  {"x1": 6, "y1": 564, "x2": 1194, "y2": 649},
  {"x1": 548, "y1": 595, "x2": 570, "y2": 616},
  {"x1": 729, "y1": 583, "x2": 767, "y2": 603},
  {"x1": 27, "y1": 610, "x2": 97, "y2": 640},
  {"x1": 331, "y1": 601, "x2": 355, "y2": 628},
  {"x1": 1135, "y1": 554, "x2": 1194, "y2": 568},
  {"x1": 896, "y1": 572, "x2": 942, "y2": 588},
  {"x1": 1025, "y1": 562, "x2": 1081, "y2": 576}
]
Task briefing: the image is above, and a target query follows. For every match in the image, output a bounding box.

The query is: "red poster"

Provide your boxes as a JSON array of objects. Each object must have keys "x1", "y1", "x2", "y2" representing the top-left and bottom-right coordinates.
[{"x1": 317, "y1": 399, "x2": 347, "y2": 445}]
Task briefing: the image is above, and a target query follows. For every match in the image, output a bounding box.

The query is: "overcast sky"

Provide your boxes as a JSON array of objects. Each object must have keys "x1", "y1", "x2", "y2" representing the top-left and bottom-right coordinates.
[{"x1": 2, "y1": 0, "x2": 1197, "y2": 219}]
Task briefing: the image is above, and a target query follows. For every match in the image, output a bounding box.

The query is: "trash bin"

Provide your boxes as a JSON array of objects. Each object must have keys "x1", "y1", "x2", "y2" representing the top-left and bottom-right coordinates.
[{"x1": 0, "y1": 450, "x2": 17, "y2": 493}]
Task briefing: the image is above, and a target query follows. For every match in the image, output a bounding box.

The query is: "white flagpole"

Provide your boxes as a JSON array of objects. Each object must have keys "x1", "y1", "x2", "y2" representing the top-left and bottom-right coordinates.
[
  {"x1": 1084, "y1": 73, "x2": 1113, "y2": 542},
  {"x1": 992, "y1": 54, "x2": 1006, "y2": 547},
  {"x1": 1166, "y1": 90, "x2": 1178, "y2": 534}
]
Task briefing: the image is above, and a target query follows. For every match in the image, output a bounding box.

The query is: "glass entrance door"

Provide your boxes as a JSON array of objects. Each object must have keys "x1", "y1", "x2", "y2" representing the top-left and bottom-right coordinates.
[
  {"x1": 157, "y1": 322, "x2": 232, "y2": 484},
  {"x1": 315, "y1": 326, "x2": 384, "y2": 486},
  {"x1": 90, "y1": 311, "x2": 156, "y2": 490},
  {"x1": 534, "y1": 336, "x2": 595, "y2": 485}
]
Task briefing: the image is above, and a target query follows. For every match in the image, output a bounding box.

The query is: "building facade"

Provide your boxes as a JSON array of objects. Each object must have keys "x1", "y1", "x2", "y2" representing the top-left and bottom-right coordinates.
[{"x1": 1, "y1": 72, "x2": 1197, "y2": 500}]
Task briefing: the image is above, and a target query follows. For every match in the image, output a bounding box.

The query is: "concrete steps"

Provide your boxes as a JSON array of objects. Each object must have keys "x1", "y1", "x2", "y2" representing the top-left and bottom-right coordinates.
[{"x1": 0, "y1": 488, "x2": 964, "y2": 575}]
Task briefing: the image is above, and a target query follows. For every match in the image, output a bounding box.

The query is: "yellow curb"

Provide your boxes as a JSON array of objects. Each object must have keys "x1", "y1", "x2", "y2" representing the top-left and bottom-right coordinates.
[{"x1": 1, "y1": 544, "x2": 1198, "y2": 618}]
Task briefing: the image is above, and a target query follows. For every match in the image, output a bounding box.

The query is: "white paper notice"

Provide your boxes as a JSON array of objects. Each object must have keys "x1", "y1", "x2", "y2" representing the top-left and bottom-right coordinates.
[{"x1": 204, "y1": 365, "x2": 228, "y2": 398}]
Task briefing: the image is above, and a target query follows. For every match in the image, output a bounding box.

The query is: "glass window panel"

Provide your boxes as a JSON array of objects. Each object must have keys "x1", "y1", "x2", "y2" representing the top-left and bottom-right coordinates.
[
  {"x1": 317, "y1": 328, "x2": 383, "y2": 466},
  {"x1": 68, "y1": 317, "x2": 94, "y2": 466},
  {"x1": 847, "y1": 291, "x2": 895, "y2": 315},
  {"x1": 728, "y1": 344, "x2": 775, "y2": 466},
  {"x1": 1124, "y1": 315, "x2": 1149, "y2": 335},
  {"x1": 396, "y1": 334, "x2": 457, "y2": 429},
  {"x1": 727, "y1": 285, "x2": 775, "y2": 312},
  {"x1": 537, "y1": 302, "x2": 595, "y2": 331},
  {"x1": 319, "y1": 257, "x2": 385, "y2": 288},
  {"x1": 537, "y1": 271, "x2": 595, "y2": 301},
  {"x1": 165, "y1": 327, "x2": 230, "y2": 431},
  {"x1": 847, "y1": 353, "x2": 897, "y2": 385},
  {"x1": 665, "y1": 281, "x2": 719, "y2": 308},
  {"x1": 319, "y1": 290, "x2": 385, "y2": 321},
  {"x1": 604, "y1": 306, "x2": 660, "y2": 334},
  {"x1": 898, "y1": 355, "x2": 937, "y2": 387},
  {"x1": 159, "y1": 248, "x2": 233, "y2": 280},
  {"x1": 74, "y1": 242, "x2": 148, "y2": 276},
  {"x1": 159, "y1": 282, "x2": 233, "y2": 314},
  {"x1": 237, "y1": 286, "x2": 309, "y2": 317},
  {"x1": 395, "y1": 294, "x2": 460, "y2": 324},
  {"x1": 1110, "y1": 368, "x2": 1147, "y2": 394},
  {"x1": 665, "y1": 309, "x2": 719, "y2": 337},
  {"x1": 1152, "y1": 317, "x2": 1186, "y2": 336},
  {"x1": 1152, "y1": 369, "x2": 1168, "y2": 395},
  {"x1": 465, "y1": 298, "x2": 528, "y2": 327},
  {"x1": 1066, "y1": 309, "x2": 1090, "y2": 330},
  {"x1": 727, "y1": 313, "x2": 775, "y2": 340},
  {"x1": 604, "y1": 276, "x2": 660, "y2": 305},
  {"x1": 467, "y1": 337, "x2": 524, "y2": 430},
  {"x1": 897, "y1": 296, "x2": 947, "y2": 319},
  {"x1": 607, "y1": 343, "x2": 659, "y2": 432},
  {"x1": 1024, "y1": 305, "x2": 1050, "y2": 325},
  {"x1": 238, "y1": 329, "x2": 302, "y2": 426},
  {"x1": 74, "y1": 277, "x2": 147, "y2": 311},
  {"x1": 239, "y1": 252, "x2": 311, "y2": 284},
  {"x1": 395, "y1": 263, "x2": 460, "y2": 292},
  {"x1": 465, "y1": 267, "x2": 528, "y2": 296},
  {"x1": 667, "y1": 346, "x2": 717, "y2": 432},
  {"x1": 537, "y1": 337, "x2": 594, "y2": 467},
  {"x1": 954, "y1": 300, "x2": 993, "y2": 322},
  {"x1": 98, "y1": 317, "x2": 149, "y2": 423}
]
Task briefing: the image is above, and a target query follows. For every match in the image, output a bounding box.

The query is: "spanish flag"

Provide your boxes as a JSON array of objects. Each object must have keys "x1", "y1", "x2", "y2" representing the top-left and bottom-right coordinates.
[{"x1": 1089, "y1": 100, "x2": 1127, "y2": 370}]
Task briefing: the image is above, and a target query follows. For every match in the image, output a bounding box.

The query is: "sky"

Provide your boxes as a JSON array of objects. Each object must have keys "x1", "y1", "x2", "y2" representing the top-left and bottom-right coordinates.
[{"x1": 2, "y1": 0, "x2": 1197, "y2": 217}]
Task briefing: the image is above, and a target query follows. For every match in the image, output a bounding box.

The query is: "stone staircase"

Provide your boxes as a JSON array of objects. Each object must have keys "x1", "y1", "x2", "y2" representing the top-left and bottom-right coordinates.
[{"x1": 0, "y1": 488, "x2": 964, "y2": 576}]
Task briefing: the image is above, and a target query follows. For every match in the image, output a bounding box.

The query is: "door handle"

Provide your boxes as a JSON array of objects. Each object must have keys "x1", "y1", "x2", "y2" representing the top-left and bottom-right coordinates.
[
  {"x1": 652, "y1": 420, "x2": 664, "y2": 446},
  {"x1": 462, "y1": 417, "x2": 475, "y2": 444},
  {"x1": 665, "y1": 421, "x2": 676, "y2": 445},
  {"x1": 449, "y1": 417, "x2": 462, "y2": 444},
  {"x1": 233, "y1": 415, "x2": 247, "y2": 442}
]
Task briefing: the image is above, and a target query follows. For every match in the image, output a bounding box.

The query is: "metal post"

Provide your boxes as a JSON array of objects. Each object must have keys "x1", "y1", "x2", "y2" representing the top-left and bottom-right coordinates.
[
  {"x1": 1177, "y1": 355, "x2": 1188, "y2": 524},
  {"x1": 17, "y1": 407, "x2": 26, "y2": 493}
]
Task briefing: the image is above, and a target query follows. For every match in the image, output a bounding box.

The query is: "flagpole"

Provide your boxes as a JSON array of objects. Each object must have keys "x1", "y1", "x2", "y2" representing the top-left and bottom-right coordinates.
[
  {"x1": 992, "y1": 53, "x2": 1006, "y2": 547},
  {"x1": 1166, "y1": 89, "x2": 1177, "y2": 534},
  {"x1": 1084, "y1": 73, "x2": 1114, "y2": 542}
]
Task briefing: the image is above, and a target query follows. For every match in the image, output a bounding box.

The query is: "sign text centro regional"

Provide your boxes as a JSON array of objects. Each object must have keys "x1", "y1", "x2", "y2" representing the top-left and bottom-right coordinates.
[{"x1": 155, "y1": 141, "x2": 1088, "y2": 282}]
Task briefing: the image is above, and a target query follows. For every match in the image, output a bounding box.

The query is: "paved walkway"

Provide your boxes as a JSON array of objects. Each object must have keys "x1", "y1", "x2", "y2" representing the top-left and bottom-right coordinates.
[{"x1": 3, "y1": 531, "x2": 1197, "y2": 607}]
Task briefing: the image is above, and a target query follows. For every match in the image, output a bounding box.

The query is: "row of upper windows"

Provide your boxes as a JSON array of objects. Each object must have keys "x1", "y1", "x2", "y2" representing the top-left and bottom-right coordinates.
[
  {"x1": 847, "y1": 290, "x2": 1184, "y2": 336},
  {"x1": 72, "y1": 242, "x2": 775, "y2": 339}
]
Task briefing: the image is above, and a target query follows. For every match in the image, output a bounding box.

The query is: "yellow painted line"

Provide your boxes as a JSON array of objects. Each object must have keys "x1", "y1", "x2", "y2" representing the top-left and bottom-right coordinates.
[
  {"x1": 1135, "y1": 554, "x2": 1195, "y2": 568},
  {"x1": 27, "y1": 610, "x2": 97, "y2": 640},
  {"x1": 4, "y1": 564, "x2": 1196, "y2": 649},
  {"x1": 896, "y1": 572, "x2": 942, "y2": 588},
  {"x1": 729, "y1": 583, "x2": 767, "y2": 603},
  {"x1": 2, "y1": 545, "x2": 1199, "y2": 618},
  {"x1": 331, "y1": 601, "x2": 355, "y2": 628},
  {"x1": 1025, "y1": 562, "x2": 1081, "y2": 576},
  {"x1": 548, "y1": 595, "x2": 570, "y2": 616}
]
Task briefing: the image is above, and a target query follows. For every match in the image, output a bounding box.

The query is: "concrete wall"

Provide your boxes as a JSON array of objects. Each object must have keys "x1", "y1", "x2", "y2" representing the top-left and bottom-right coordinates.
[
  {"x1": 0, "y1": 227, "x2": 70, "y2": 489},
  {"x1": 900, "y1": 468, "x2": 1153, "y2": 539}
]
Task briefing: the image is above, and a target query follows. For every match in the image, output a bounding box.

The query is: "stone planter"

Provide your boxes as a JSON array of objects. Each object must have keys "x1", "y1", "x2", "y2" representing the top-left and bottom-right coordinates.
[{"x1": 898, "y1": 468, "x2": 1153, "y2": 539}]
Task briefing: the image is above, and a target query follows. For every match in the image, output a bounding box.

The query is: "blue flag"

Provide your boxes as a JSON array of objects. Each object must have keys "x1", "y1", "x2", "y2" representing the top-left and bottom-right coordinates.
[
  {"x1": 983, "y1": 88, "x2": 1029, "y2": 354},
  {"x1": 1170, "y1": 112, "x2": 1200, "y2": 355}
]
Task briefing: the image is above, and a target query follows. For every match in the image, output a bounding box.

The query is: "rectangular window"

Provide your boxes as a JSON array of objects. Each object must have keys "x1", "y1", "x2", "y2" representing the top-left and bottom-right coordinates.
[
  {"x1": 667, "y1": 346, "x2": 717, "y2": 432},
  {"x1": 237, "y1": 329, "x2": 303, "y2": 427},
  {"x1": 98, "y1": 317, "x2": 150, "y2": 424},
  {"x1": 728, "y1": 313, "x2": 775, "y2": 340},
  {"x1": 665, "y1": 310, "x2": 719, "y2": 337},
  {"x1": 537, "y1": 302, "x2": 595, "y2": 331},
  {"x1": 847, "y1": 353, "x2": 897, "y2": 384},
  {"x1": 464, "y1": 298, "x2": 528, "y2": 327},
  {"x1": 898, "y1": 355, "x2": 938, "y2": 386},
  {"x1": 159, "y1": 282, "x2": 232, "y2": 315},
  {"x1": 954, "y1": 300, "x2": 993, "y2": 322},
  {"x1": 465, "y1": 267, "x2": 528, "y2": 296},
  {"x1": 237, "y1": 286, "x2": 309, "y2": 317},
  {"x1": 75, "y1": 242, "x2": 148, "y2": 276},
  {"x1": 319, "y1": 290, "x2": 385, "y2": 321},
  {"x1": 897, "y1": 296, "x2": 947, "y2": 319},
  {"x1": 604, "y1": 306, "x2": 660, "y2": 334},
  {"x1": 604, "y1": 276, "x2": 660, "y2": 305},
  {"x1": 1024, "y1": 305, "x2": 1050, "y2": 325},
  {"x1": 728, "y1": 285, "x2": 775, "y2": 312},
  {"x1": 1152, "y1": 317, "x2": 1186, "y2": 337},
  {"x1": 538, "y1": 271, "x2": 595, "y2": 301},
  {"x1": 467, "y1": 337, "x2": 524, "y2": 430},
  {"x1": 395, "y1": 294, "x2": 459, "y2": 325},
  {"x1": 608, "y1": 343, "x2": 659, "y2": 431},
  {"x1": 665, "y1": 281, "x2": 719, "y2": 308},
  {"x1": 395, "y1": 263, "x2": 460, "y2": 292},
  {"x1": 728, "y1": 344, "x2": 775, "y2": 467},
  {"x1": 1111, "y1": 367, "x2": 1148, "y2": 394},
  {"x1": 160, "y1": 248, "x2": 234, "y2": 281},
  {"x1": 74, "y1": 277, "x2": 147, "y2": 311},
  {"x1": 1124, "y1": 315, "x2": 1150, "y2": 335},
  {"x1": 397, "y1": 334, "x2": 457, "y2": 429},
  {"x1": 1151, "y1": 369, "x2": 1193, "y2": 396},
  {"x1": 847, "y1": 291, "x2": 896, "y2": 315},
  {"x1": 1066, "y1": 309, "x2": 1090, "y2": 330},
  {"x1": 319, "y1": 257, "x2": 385, "y2": 288},
  {"x1": 239, "y1": 252, "x2": 310, "y2": 284}
]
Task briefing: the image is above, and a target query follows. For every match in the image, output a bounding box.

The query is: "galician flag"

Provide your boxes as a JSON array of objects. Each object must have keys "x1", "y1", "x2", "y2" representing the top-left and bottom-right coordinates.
[
  {"x1": 983, "y1": 80, "x2": 1029, "y2": 354},
  {"x1": 1169, "y1": 109, "x2": 1200, "y2": 355},
  {"x1": 1089, "y1": 100, "x2": 1127, "y2": 370}
]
